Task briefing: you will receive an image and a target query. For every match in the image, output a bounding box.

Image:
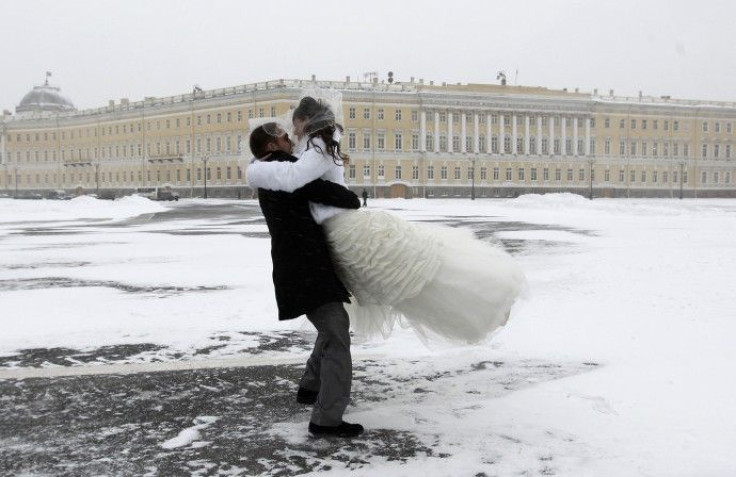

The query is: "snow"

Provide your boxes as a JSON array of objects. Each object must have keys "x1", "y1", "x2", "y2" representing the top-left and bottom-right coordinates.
[{"x1": 2, "y1": 194, "x2": 736, "y2": 475}]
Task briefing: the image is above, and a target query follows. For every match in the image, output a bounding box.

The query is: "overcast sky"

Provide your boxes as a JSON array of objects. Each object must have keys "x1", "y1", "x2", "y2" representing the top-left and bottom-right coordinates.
[{"x1": 3, "y1": 0, "x2": 736, "y2": 111}]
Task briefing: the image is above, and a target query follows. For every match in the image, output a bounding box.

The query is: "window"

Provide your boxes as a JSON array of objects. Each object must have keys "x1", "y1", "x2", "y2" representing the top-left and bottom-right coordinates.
[
  {"x1": 642, "y1": 119, "x2": 648, "y2": 130},
  {"x1": 505, "y1": 167, "x2": 512, "y2": 181},
  {"x1": 349, "y1": 107, "x2": 356, "y2": 119},
  {"x1": 395, "y1": 133, "x2": 403, "y2": 150},
  {"x1": 555, "y1": 168, "x2": 562, "y2": 181},
  {"x1": 481, "y1": 167, "x2": 487, "y2": 180},
  {"x1": 529, "y1": 136, "x2": 536, "y2": 154},
  {"x1": 630, "y1": 170, "x2": 636, "y2": 182},
  {"x1": 411, "y1": 110, "x2": 418, "y2": 122},
  {"x1": 631, "y1": 119, "x2": 637, "y2": 129},
  {"x1": 543, "y1": 167, "x2": 549, "y2": 181},
  {"x1": 439, "y1": 112, "x2": 446, "y2": 123},
  {"x1": 453, "y1": 135, "x2": 460, "y2": 153},
  {"x1": 226, "y1": 112, "x2": 231, "y2": 123},
  {"x1": 567, "y1": 168, "x2": 574, "y2": 181},
  {"x1": 653, "y1": 120, "x2": 658, "y2": 130},
  {"x1": 492, "y1": 136, "x2": 499, "y2": 154},
  {"x1": 703, "y1": 121, "x2": 709, "y2": 133},
  {"x1": 411, "y1": 133, "x2": 419, "y2": 151},
  {"x1": 363, "y1": 134, "x2": 371, "y2": 149},
  {"x1": 217, "y1": 113, "x2": 222, "y2": 124},
  {"x1": 226, "y1": 167, "x2": 232, "y2": 180},
  {"x1": 454, "y1": 166, "x2": 461, "y2": 180},
  {"x1": 630, "y1": 141, "x2": 637, "y2": 156},
  {"x1": 426, "y1": 134, "x2": 434, "y2": 151},
  {"x1": 674, "y1": 121, "x2": 680, "y2": 131},
  {"x1": 714, "y1": 144, "x2": 720, "y2": 158},
  {"x1": 441, "y1": 166, "x2": 448, "y2": 179},
  {"x1": 348, "y1": 133, "x2": 356, "y2": 150},
  {"x1": 642, "y1": 141, "x2": 647, "y2": 157},
  {"x1": 653, "y1": 142, "x2": 658, "y2": 157},
  {"x1": 440, "y1": 135, "x2": 447, "y2": 152},
  {"x1": 467, "y1": 167, "x2": 473, "y2": 180},
  {"x1": 377, "y1": 133, "x2": 385, "y2": 150},
  {"x1": 605, "y1": 139, "x2": 611, "y2": 155},
  {"x1": 363, "y1": 108, "x2": 370, "y2": 119},
  {"x1": 378, "y1": 165, "x2": 385, "y2": 178},
  {"x1": 701, "y1": 171, "x2": 707, "y2": 184},
  {"x1": 493, "y1": 167, "x2": 499, "y2": 180},
  {"x1": 620, "y1": 169, "x2": 625, "y2": 182},
  {"x1": 604, "y1": 169, "x2": 611, "y2": 182},
  {"x1": 395, "y1": 109, "x2": 402, "y2": 121},
  {"x1": 664, "y1": 120, "x2": 670, "y2": 131},
  {"x1": 620, "y1": 119, "x2": 625, "y2": 129},
  {"x1": 727, "y1": 123, "x2": 733, "y2": 134},
  {"x1": 715, "y1": 122, "x2": 721, "y2": 133},
  {"x1": 427, "y1": 165, "x2": 434, "y2": 179},
  {"x1": 531, "y1": 168, "x2": 537, "y2": 181},
  {"x1": 395, "y1": 165, "x2": 402, "y2": 179},
  {"x1": 702, "y1": 144, "x2": 708, "y2": 158},
  {"x1": 412, "y1": 165, "x2": 419, "y2": 180},
  {"x1": 270, "y1": 106, "x2": 276, "y2": 117},
  {"x1": 363, "y1": 164, "x2": 370, "y2": 177},
  {"x1": 579, "y1": 168, "x2": 585, "y2": 181},
  {"x1": 349, "y1": 165, "x2": 356, "y2": 179},
  {"x1": 541, "y1": 138, "x2": 548, "y2": 154},
  {"x1": 378, "y1": 108, "x2": 384, "y2": 120}
]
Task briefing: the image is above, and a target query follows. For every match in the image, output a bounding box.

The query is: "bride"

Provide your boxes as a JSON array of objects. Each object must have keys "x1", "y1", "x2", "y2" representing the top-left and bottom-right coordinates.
[{"x1": 247, "y1": 94, "x2": 526, "y2": 343}]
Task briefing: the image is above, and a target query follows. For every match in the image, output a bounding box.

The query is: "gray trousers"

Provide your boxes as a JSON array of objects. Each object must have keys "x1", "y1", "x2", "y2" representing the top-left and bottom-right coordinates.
[{"x1": 299, "y1": 302, "x2": 352, "y2": 426}]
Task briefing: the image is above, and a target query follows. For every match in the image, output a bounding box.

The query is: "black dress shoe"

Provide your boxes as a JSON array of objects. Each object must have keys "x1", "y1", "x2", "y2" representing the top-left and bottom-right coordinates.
[
  {"x1": 296, "y1": 387, "x2": 318, "y2": 405},
  {"x1": 308, "y1": 421, "x2": 364, "y2": 438}
]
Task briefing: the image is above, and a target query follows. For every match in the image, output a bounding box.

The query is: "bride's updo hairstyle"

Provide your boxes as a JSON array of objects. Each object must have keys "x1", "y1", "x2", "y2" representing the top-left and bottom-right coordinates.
[{"x1": 293, "y1": 96, "x2": 349, "y2": 164}]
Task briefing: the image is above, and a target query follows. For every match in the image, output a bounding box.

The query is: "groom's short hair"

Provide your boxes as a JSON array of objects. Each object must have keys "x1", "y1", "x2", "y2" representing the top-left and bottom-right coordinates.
[{"x1": 249, "y1": 123, "x2": 279, "y2": 158}]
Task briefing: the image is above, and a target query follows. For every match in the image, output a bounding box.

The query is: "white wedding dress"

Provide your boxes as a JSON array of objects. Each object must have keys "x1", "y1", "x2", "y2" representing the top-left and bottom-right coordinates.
[{"x1": 323, "y1": 209, "x2": 527, "y2": 343}]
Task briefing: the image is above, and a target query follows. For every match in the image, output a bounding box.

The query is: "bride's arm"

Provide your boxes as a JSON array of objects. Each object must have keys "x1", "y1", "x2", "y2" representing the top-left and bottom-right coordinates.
[{"x1": 246, "y1": 148, "x2": 333, "y2": 192}]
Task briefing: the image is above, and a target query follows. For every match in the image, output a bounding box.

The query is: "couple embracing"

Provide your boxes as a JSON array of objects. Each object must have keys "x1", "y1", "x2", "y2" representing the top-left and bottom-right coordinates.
[{"x1": 247, "y1": 94, "x2": 526, "y2": 438}]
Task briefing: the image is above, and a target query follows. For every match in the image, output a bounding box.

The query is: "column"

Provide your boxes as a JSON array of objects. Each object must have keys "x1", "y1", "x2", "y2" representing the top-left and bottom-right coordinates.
[
  {"x1": 486, "y1": 111, "x2": 492, "y2": 154},
  {"x1": 434, "y1": 112, "x2": 440, "y2": 153},
  {"x1": 447, "y1": 110, "x2": 454, "y2": 153},
  {"x1": 499, "y1": 113, "x2": 505, "y2": 154},
  {"x1": 573, "y1": 117, "x2": 579, "y2": 156},
  {"x1": 584, "y1": 117, "x2": 591, "y2": 156},
  {"x1": 473, "y1": 113, "x2": 480, "y2": 154},
  {"x1": 561, "y1": 117, "x2": 567, "y2": 155},
  {"x1": 524, "y1": 115, "x2": 530, "y2": 155},
  {"x1": 512, "y1": 114, "x2": 518, "y2": 155},
  {"x1": 420, "y1": 111, "x2": 427, "y2": 152},
  {"x1": 549, "y1": 116, "x2": 554, "y2": 156},
  {"x1": 537, "y1": 116, "x2": 543, "y2": 155},
  {"x1": 461, "y1": 112, "x2": 467, "y2": 153}
]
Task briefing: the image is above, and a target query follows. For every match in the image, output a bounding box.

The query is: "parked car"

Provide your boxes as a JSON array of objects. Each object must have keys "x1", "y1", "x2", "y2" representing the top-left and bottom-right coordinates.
[
  {"x1": 47, "y1": 190, "x2": 72, "y2": 200},
  {"x1": 135, "y1": 187, "x2": 179, "y2": 201}
]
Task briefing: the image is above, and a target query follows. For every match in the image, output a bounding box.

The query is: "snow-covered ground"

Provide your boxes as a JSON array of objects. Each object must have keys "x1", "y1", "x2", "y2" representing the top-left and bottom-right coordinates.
[{"x1": 1, "y1": 194, "x2": 735, "y2": 476}]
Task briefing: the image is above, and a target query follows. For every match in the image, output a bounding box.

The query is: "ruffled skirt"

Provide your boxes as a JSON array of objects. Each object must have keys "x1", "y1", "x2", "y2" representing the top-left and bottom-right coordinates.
[{"x1": 323, "y1": 209, "x2": 526, "y2": 343}]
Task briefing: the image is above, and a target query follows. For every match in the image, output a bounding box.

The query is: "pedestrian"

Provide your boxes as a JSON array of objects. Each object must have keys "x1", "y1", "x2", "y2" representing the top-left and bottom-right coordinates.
[
  {"x1": 248, "y1": 122, "x2": 364, "y2": 438},
  {"x1": 361, "y1": 189, "x2": 368, "y2": 207}
]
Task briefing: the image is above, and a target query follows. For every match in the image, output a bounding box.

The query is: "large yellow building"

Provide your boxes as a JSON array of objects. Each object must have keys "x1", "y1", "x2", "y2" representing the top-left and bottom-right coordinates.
[{"x1": 2, "y1": 76, "x2": 735, "y2": 199}]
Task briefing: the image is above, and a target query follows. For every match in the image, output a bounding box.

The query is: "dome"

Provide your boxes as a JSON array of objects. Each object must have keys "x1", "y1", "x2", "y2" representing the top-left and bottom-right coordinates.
[{"x1": 16, "y1": 84, "x2": 76, "y2": 114}]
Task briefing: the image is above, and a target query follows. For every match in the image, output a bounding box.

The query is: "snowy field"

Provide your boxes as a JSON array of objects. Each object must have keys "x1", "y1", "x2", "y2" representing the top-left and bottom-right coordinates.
[{"x1": 1, "y1": 194, "x2": 735, "y2": 476}]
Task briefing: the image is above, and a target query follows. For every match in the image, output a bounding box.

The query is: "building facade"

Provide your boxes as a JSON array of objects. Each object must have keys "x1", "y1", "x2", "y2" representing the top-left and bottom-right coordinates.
[{"x1": 2, "y1": 77, "x2": 736, "y2": 199}]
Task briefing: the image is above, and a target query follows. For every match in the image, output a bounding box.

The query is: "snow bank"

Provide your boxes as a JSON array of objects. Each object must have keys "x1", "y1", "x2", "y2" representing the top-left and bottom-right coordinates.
[{"x1": 0, "y1": 196, "x2": 169, "y2": 223}]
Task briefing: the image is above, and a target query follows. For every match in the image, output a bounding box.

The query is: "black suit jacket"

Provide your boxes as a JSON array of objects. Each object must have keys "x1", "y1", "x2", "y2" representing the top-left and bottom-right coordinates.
[{"x1": 256, "y1": 150, "x2": 360, "y2": 320}]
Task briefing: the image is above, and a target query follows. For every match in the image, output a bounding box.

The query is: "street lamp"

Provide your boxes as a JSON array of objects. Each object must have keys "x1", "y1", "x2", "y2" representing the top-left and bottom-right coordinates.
[
  {"x1": 14, "y1": 167, "x2": 18, "y2": 199},
  {"x1": 202, "y1": 155, "x2": 209, "y2": 199},
  {"x1": 587, "y1": 158, "x2": 595, "y2": 200},
  {"x1": 95, "y1": 163, "x2": 100, "y2": 196},
  {"x1": 679, "y1": 161, "x2": 685, "y2": 200},
  {"x1": 470, "y1": 156, "x2": 476, "y2": 200}
]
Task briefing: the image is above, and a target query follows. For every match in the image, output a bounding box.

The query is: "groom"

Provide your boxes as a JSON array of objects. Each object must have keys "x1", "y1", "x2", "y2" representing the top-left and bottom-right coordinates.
[{"x1": 248, "y1": 123, "x2": 364, "y2": 438}]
